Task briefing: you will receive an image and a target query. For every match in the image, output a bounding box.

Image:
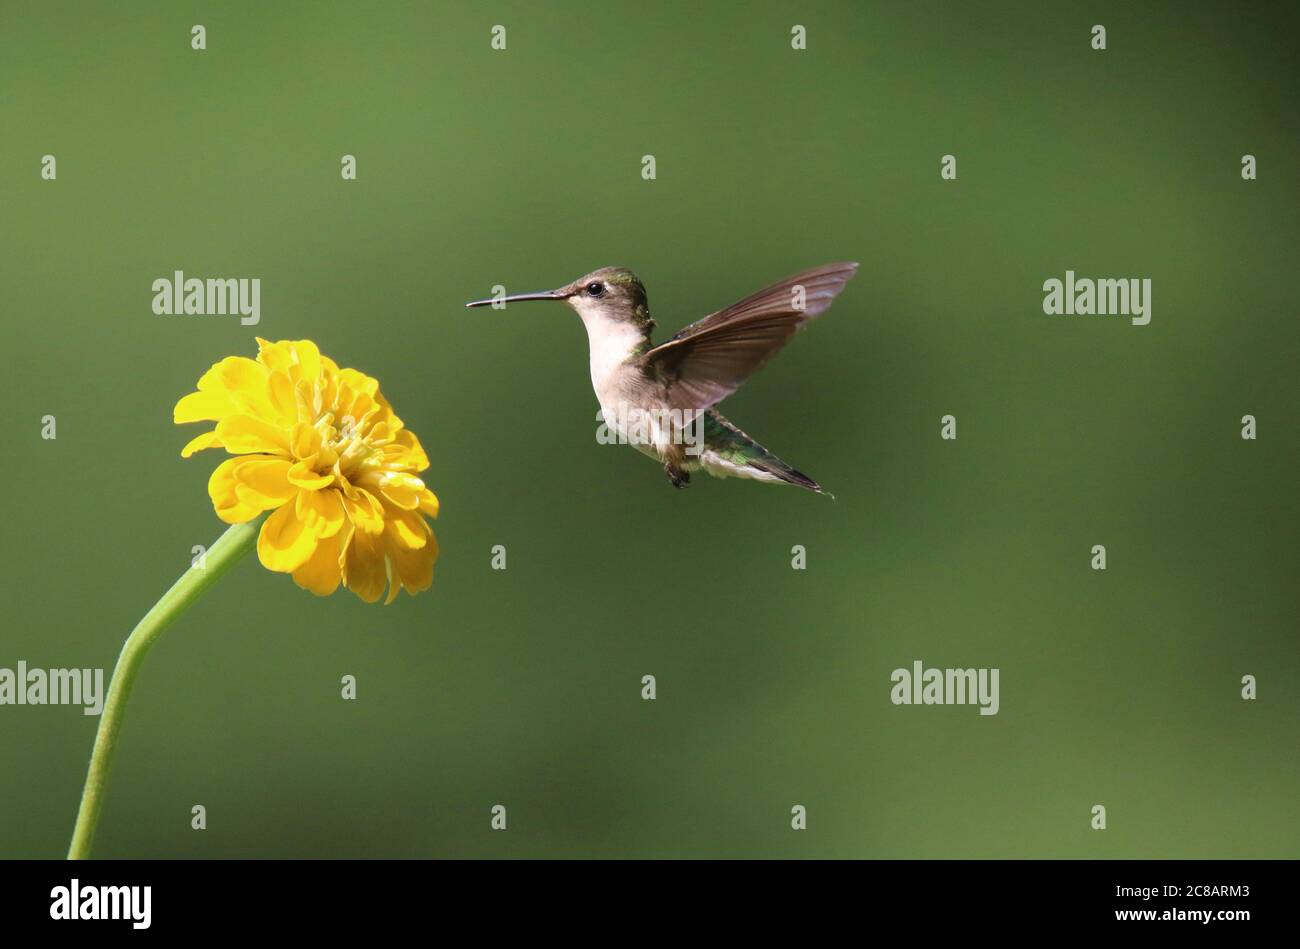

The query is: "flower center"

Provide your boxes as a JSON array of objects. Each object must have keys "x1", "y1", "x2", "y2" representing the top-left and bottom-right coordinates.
[{"x1": 314, "y1": 411, "x2": 381, "y2": 479}]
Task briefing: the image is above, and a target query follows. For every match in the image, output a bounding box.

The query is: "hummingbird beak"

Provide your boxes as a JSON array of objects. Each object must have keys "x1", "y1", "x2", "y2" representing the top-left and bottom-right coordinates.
[{"x1": 464, "y1": 289, "x2": 563, "y2": 308}]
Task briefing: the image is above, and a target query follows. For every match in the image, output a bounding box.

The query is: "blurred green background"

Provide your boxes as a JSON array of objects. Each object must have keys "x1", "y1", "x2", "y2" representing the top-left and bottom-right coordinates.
[{"x1": 1, "y1": 1, "x2": 1297, "y2": 858}]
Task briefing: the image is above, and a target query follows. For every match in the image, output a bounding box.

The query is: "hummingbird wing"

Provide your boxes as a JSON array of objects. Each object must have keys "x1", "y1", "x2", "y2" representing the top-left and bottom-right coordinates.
[{"x1": 640, "y1": 262, "x2": 858, "y2": 411}]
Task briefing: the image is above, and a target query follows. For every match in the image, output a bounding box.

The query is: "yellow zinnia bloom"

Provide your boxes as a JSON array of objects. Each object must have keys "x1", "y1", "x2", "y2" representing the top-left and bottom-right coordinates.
[{"x1": 174, "y1": 338, "x2": 439, "y2": 603}]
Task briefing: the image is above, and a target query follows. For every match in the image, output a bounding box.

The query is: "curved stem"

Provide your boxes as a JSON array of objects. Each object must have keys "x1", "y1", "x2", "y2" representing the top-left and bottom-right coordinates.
[{"x1": 68, "y1": 518, "x2": 261, "y2": 859}]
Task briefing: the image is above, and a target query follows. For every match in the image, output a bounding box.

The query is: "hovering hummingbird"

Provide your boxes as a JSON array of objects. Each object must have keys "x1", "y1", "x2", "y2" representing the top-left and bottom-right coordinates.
[{"x1": 465, "y1": 262, "x2": 858, "y2": 493}]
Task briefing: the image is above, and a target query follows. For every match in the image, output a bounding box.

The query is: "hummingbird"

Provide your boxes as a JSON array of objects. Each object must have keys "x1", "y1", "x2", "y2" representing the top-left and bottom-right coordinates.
[{"x1": 465, "y1": 262, "x2": 858, "y2": 493}]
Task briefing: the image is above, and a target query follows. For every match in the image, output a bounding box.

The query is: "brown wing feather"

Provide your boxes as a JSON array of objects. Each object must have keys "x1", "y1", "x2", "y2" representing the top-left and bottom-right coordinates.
[{"x1": 641, "y1": 262, "x2": 858, "y2": 411}]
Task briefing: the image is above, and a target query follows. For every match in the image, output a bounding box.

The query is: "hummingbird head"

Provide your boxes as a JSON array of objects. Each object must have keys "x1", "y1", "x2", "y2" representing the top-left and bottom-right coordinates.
[
  {"x1": 465, "y1": 266, "x2": 654, "y2": 332},
  {"x1": 557, "y1": 267, "x2": 651, "y2": 328}
]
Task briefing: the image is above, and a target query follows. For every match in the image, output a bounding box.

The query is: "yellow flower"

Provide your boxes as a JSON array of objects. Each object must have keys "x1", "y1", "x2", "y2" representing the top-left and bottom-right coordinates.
[{"x1": 174, "y1": 338, "x2": 439, "y2": 603}]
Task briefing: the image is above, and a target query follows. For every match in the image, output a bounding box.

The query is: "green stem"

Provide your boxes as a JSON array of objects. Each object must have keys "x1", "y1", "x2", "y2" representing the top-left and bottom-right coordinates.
[{"x1": 67, "y1": 518, "x2": 261, "y2": 860}]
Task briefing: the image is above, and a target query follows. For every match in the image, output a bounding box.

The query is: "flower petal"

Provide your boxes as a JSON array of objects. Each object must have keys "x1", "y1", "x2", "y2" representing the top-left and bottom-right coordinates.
[
  {"x1": 359, "y1": 470, "x2": 424, "y2": 510},
  {"x1": 174, "y1": 390, "x2": 238, "y2": 424},
  {"x1": 257, "y1": 499, "x2": 319, "y2": 572},
  {"x1": 342, "y1": 487, "x2": 386, "y2": 535},
  {"x1": 208, "y1": 457, "x2": 276, "y2": 523},
  {"x1": 287, "y1": 459, "x2": 333, "y2": 490},
  {"x1": 387, "y1": 429, "x2": 429, "y2": 471},
  {"x1": 266, "y1": 370, "x2": 298, "y2": 423},
  {"x1": 342, "y1": 530, "x2": 388, "y2": 603},
  {"x1": 231, "y1": 457, "x2": 296, "y2": 508},
  {"x1": 296, "y1": 488, "x2": 346, "y2": 538},
  {"x1": 382, "y1": 504, "x2": 429, "y2": 549},
  {"x1": 289, "y1": 339, "x2": 321, "y2": 384},
  {"x1": 255, "y1": 338, "x2": 291, "y2": 373},
  {"x1": 290, "y1": 422, "x2": 322, "y2": 461},
  {"x1": 216, "y1": 414, "x2": 292, "y2": 456},
  {"x1": 386, "y1": 529, "x2": 437, "y2": 600},
  {"x1": 380, "y1": 473, "x2": 425, "y2": 510},
  {"x1": 256, "y1": 339, "x2": 321, "y2": 384},
  {"x1": 196, "y1": 356, "x2": 269, "y2": 395},
  {"x1": 180, "y1": 429, "x2": 221, "y2": 458},
  {"x1": 195, "y1": 356, "x2": 282, "y2": 422},
  {"x1": 292, "y1": 525, "x2": 348, "y2": 596}
]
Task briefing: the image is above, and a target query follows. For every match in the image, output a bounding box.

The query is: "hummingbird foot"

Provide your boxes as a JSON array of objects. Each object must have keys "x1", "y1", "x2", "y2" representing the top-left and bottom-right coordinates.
[{"x1": 663, "y1": 463, "x2": 691, "y2": 489}]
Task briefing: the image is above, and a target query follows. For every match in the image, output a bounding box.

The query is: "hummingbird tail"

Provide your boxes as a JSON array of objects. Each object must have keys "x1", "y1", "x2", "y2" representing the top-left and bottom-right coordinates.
[
  {"x1": 696, "y1": 411, "x2": 831, "y2": 496},
  {"x1": 751, "y1": 458, "x2": 827, "y2": 494}
]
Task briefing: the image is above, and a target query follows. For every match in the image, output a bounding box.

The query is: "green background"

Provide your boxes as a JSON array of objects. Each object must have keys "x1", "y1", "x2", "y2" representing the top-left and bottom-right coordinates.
[{"x1": 1, "y1": 1, "x2": 1296, "y2": 858}]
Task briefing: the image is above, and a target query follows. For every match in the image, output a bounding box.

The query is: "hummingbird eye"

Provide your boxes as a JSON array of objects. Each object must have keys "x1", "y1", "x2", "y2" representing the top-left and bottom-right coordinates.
[{"x1": 585, "y1": 281, "x2": 605, "y2": 297}]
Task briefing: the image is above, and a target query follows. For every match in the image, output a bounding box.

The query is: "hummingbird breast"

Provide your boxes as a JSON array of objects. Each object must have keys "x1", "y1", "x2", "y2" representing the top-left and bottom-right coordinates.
[
  {"x1": 580, "y1": 312, "x2": 649, "y2": 394},
  {"x1": 578, "y1": 307, "x2": 690, "y2": 464}
]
